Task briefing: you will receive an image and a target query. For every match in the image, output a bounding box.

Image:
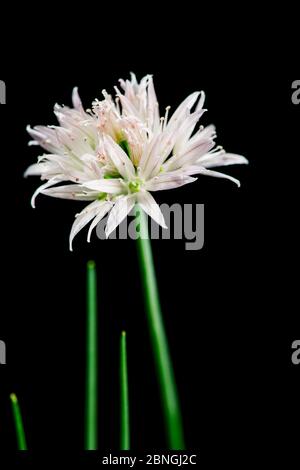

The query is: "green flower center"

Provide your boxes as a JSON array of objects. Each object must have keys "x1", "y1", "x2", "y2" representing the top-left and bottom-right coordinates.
[{"x1": 128, "y1": 181, "x2": 141, "y2": 193}]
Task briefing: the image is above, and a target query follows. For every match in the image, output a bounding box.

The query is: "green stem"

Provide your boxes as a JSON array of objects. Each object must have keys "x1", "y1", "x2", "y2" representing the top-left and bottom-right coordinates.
[
  {"x1": 136, "y1": 207, "x2": 185, "y2": 449},
  {"x1": 120, "y1": 331, "x2": 130, "y2": 450},
  {"x1": 10, "y1": 393, "x2": 28, "y2": 450},
  {"x1": 85, "y1": 260, "x2": 98, "y2": 450}
]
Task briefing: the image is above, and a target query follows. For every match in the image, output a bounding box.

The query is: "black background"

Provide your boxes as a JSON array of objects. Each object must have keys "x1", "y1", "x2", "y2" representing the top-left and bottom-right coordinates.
[{"x1": 0, "y1": 11, "x2": 299, "y2": 467}]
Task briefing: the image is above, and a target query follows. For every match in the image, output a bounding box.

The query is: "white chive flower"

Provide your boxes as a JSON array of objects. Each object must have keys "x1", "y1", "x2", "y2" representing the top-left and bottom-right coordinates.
[{"x1": 25, "y1": 74, "x2": 248, "y2": 250}]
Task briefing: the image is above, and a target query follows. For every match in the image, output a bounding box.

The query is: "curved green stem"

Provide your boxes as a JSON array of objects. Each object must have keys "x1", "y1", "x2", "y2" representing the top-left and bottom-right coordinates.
[{"x1": 136, "y1": 207, "x2": 185, "y2": 449}]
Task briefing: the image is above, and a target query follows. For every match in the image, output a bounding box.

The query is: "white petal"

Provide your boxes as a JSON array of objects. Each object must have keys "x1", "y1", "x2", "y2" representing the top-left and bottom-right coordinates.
[
  {"x1": 196, "y1": 91, "x2": 206, "y2": 111},
  {"x1": 147, "y1": 76, "x2": 160, "y2": 131},
  {"x1": 145, "y1": 172, "x2": 197, "y2": 191},
  {"x1": 72, "y1": 87, "x2": 83, "y2": 110},
  {"x1": 24, "y1": 163, "x2": 43, "y2": 177},
  {"x1": 104, "y1": 135, "x2": 135, "y2": 180},
  {"x1": 69, "y1": 200, "x2": 104, "y2": 251},
  {"x1": 137, "y1": 191, "x2": 167, "y2": 229},
  {"x1": 173, "y1": 108, "x2": 206, "y2": 154},
  {"x1": 105, "y1": 195, "x2": 136, "y2": 238},
  {"x1": 199, "y1": 152, "x2": 249, "y2": 168},
  {"x1": 130, "y1": 72, "x2": 138, "y2": 86},
  {"x1": 164, "y1": 140, "x2": 215, "y2": 172},
  {"x1": 42, "y1": 184, "x2": 99, "y2": 201},
  {"x1": 26, "y1": 125, "x2": 59, "y2": 153},
  {"x1": 183, "y1": 124, "x2": 217, "y2": 155},
  {"x1": 116, "y1": 93, "x2": 141, "y2": 120},
  {"x1": 31, "y1": 178, "x2": 59, "y2": 208},
  {"x1": 83, "y1": 179, "x2": 124, "y2": 194},
  {"x1": 167, "y1": 92, "x2": 201, "y2": 130},
  {"x1": 87, "y1": 201, "x2": 113, "y2": 242},
  {"x1": 139, "y1": 133, "x2": 162, "y2": 174},
  {"x1": 179, "y1": 140, "x2": 215, "y2": 166},
  {"x1": 184, "y1": 165, "x2": 241, "y2": 187}
]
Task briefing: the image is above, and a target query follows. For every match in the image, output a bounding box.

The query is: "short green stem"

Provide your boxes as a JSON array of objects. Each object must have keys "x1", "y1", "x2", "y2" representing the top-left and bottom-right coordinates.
[
  {"x1": 120, "y1": 331, "x2": 130, "y2": 450},
  {"x1": 10, "y1": 393, "x2": 28, "y2": 450}
]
